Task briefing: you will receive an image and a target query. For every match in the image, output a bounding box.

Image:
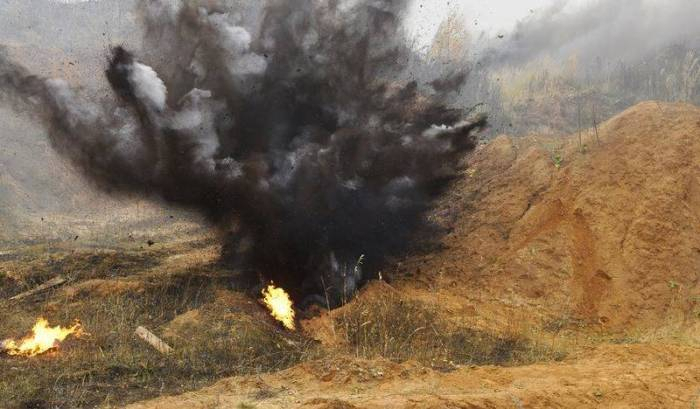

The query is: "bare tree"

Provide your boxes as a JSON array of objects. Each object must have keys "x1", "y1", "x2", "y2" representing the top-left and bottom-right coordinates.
[{"x1": 592, "y1": 101, "x2": 600, "y2": 146}]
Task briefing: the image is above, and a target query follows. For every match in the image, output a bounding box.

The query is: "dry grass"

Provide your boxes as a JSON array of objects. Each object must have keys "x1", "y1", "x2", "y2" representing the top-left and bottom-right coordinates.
[
  {"x1": 0, "y1": 244, "x2": 319, "y2": 409},
  {"x1": 2, "y1": 248, "x2": 162, "y2": 294},
  {"x1": 0, "y1": 240, "x2": 563, "y2": 408},
  {"x1": 335, "y1": 291, "x2": 565, "y2": 368}
]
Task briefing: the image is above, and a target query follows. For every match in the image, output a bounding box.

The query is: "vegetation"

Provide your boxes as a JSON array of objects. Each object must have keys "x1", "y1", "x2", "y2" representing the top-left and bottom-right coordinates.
[
  {"x1": 551, "y1": 152, "x2": 563, "y2": 169},
  {"x1": 459, "y1": 43, "x2": 700, "y2": 137},
  {"x1": 0, "y1": 244, "x2": 318, "y2": 409},
  {"x1": 0, "y1": 238, "x2": 567, "y2": 408},
  {"x1": 334, "y1": 290, "x2": 565, "y2": 368}
]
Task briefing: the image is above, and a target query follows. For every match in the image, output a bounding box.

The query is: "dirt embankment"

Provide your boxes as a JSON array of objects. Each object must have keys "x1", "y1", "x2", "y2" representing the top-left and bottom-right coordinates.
[
  {"x1": 398, "y1": 101, "x2": 700, "y2": 337},
  {"x1": 125, "y1": 101, "x2": 700, "y2": 408}
]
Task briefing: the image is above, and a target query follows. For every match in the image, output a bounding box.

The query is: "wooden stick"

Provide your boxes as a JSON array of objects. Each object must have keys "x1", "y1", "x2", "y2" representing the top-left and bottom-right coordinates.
[
  {"x1": 9, "y1": 276, "x2": 67, "y2": 301},
  {"x1": 134, "y1": 326, "x2": 174, "y2": 355}
]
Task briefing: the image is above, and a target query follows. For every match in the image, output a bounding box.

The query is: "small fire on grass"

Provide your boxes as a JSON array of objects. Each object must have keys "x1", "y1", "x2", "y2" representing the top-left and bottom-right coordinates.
[
  {"x1": 1, "y1": 318, "x2": 82, "y2": 357},
  {"x1": 261, "y1": 284, "x2": 296, "y2": 330}
]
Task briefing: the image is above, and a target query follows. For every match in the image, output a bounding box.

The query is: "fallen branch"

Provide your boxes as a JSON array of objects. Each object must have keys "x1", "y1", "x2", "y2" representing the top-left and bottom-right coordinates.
[
  {"x1": 134, "y1": 326, "x2": 173, "y2": 355},
  {"x1": 9, "y1": 276, "x2": 67, "y2": 301}
]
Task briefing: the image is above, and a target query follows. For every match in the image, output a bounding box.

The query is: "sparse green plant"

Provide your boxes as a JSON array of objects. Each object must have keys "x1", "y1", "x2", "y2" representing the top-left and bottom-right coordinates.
[
  {"x1": 353, "y1": 254, "x2": 364, "y2": 279},
  {"x1": 551, "y1": 153, "x2": 563, "y2": 169}
]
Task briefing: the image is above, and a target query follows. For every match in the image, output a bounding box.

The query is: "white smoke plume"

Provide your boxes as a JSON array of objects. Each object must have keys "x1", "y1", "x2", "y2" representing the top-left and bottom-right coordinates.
[{"x1": 490, "y1": 0, "x2": 700, "y2": 66}]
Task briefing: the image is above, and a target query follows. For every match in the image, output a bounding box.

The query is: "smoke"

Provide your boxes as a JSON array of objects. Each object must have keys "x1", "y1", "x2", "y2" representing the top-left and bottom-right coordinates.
[
  {"x1": 0, "y1": 0, "x2": 484, "y2": 304},
  {"x1": 486, "y1": 0, "x2": 700, "y2": 66}
]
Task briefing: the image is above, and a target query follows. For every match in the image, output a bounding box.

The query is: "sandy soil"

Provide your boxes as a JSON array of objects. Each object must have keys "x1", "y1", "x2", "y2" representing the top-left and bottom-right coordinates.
[
  {"x1": 126, "y1": 343, "x2": 699, "y2": 409},
  {"x1": 395, "y1": 101, "x2": 700, "y2": 336}
]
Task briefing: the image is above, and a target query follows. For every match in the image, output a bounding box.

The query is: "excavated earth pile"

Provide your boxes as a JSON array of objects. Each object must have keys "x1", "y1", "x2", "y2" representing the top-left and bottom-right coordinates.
[
  {"x1": 399, "y1": 101, "x2": 700, "y2": 336},
  {"x1": 114, "y1": 102, "x2": 700, "y2": 408}
]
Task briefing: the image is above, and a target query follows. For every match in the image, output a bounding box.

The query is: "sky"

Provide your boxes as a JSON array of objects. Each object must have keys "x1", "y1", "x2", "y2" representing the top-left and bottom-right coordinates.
[
  {"x1": 405, "y1": 0, "x2": 590, "y2": 45},
  {"x1": 45, "y1": 0, "x2": 588, "y2": 35},
  {"x1": 36, "y1": 0, "x2": 700, "y2": 64},
  {"x1": 42, "y1": 0, "x2": 588, "y2": 39}
]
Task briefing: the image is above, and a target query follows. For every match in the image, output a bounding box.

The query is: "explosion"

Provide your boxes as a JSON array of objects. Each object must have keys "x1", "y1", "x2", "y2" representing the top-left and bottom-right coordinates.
[
  {"x1": 0, "y1": 0, "x2": 486, "y2": 305},
  {"x1": 262, "y1": 284, "x2": 296, "y2": 330},
  {"x1": 1, "y1": 318, "x2": 82, "y2": 357}
]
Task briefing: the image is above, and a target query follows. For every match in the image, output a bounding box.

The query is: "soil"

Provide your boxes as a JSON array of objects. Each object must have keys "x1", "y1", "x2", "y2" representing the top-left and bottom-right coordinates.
[
  {"x1": 4, "y1": 101, "x2": 698, "y2": 408},
  {"x1": 129, "y1": 101, "x2": 700, "y2": 408},
  {"x1": 393, "y1": 101, "x2": 700, "y2": 337},
  {"x1": 126, "y1": 343, "x2": 700, "y2": 409}
]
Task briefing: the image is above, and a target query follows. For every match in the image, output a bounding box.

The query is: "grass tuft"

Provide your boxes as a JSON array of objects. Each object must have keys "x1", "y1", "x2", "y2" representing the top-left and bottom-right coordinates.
[{"x1": 335, "y1": 291, "x2": 564, "y2": 368}]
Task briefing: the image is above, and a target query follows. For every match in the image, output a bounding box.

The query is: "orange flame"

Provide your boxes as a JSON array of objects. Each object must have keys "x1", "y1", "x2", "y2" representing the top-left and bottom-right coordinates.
[
  {"x1": 2, "y1": 318, "x2": 82, "y2": 357},
  {"x1": 261, "y1": 284, "x2": 296, "y2": 330}
]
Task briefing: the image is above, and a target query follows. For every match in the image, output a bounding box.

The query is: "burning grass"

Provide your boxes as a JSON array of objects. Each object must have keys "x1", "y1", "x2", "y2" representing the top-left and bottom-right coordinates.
[
  {"x1": 0, "y1": 244, "x2": 319, "y2": 409},
  {"x1": 261, "y1": 284, "x2": 296, "y2": 330},
  {"x1": 0, "y1": 284, "x2": 318, "y2": 408},
  {"x1": 2, "y1": 318, "x2": 83, "y2": 356},
  {"x1": 334, "y1": 289, "x2": 565, "y2": 368}
]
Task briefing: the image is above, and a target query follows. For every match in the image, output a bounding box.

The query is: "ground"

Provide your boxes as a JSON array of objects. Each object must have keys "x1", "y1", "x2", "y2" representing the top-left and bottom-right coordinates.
[
  {"x1": 125, "y1": 344, "x2": 700, "y2": 409},
  {"x1": 1, "y1": 101, "x2": 699, "y2": 408}
]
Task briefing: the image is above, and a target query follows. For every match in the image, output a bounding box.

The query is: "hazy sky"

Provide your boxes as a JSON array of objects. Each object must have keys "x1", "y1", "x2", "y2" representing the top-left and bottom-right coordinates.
[
  {"x1": 41, "y1": 0, "x2": 588, "y2": 39},
  {"x1": 36, "y1": 0, "x2": 698, "y2": 62},
  {"x1": 44, "y1": 0, "x2": 588, "y2": 34},
  {"x1": 406, "y1": 0, "x2": 590, "y2": 45}
]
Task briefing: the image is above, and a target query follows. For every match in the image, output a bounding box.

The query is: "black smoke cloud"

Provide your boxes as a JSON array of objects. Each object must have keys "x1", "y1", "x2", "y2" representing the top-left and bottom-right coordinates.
[{"x1": 0, "y1": 0, "x2": 484, "y2": 304}]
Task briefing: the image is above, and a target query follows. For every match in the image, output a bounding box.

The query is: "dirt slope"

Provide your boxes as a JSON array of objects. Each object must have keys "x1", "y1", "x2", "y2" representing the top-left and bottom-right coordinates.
[{"x1": 397, "y1": 101, "x2": 700, "y2": 336}]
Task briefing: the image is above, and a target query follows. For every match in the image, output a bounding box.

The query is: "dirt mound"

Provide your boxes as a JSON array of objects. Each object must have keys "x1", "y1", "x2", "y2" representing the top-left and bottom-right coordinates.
[{"x1": 395, "y1": 101, "x2": 700, "y2": 336}]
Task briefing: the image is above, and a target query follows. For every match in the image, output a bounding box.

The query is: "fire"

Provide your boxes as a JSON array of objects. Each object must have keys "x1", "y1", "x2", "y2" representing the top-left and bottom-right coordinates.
[
  {"x1": 261, "y1": 284, "x2": 296, "y2": 330},
  {"x1": 1, "y1": 318, "x2": 82, "y2": 357}
]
